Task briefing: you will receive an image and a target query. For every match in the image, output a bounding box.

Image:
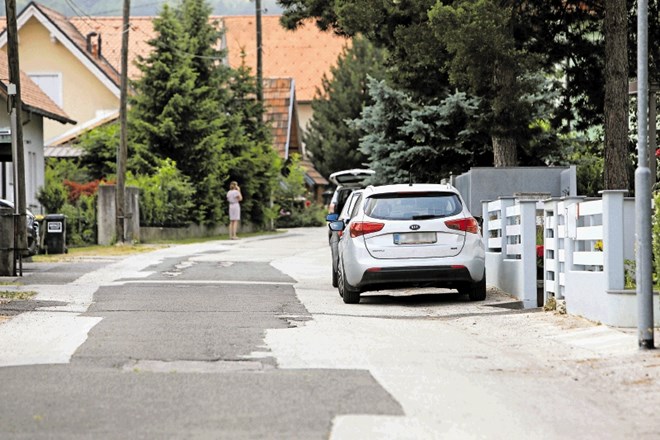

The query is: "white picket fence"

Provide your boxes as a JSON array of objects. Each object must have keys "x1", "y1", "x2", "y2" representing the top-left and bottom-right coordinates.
[{"x1": 482, "y1": 190, "x2": 659, "y2": 327}]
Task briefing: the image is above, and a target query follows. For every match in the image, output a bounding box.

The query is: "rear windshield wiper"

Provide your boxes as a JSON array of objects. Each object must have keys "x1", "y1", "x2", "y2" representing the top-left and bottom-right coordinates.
[{"x1": 411, "y1": 214, "x2": 445, "y2": 220}]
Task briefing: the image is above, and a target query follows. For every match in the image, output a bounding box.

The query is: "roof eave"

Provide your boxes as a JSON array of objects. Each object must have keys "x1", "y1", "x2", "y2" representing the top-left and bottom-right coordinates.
[
  {"x1": 24, "y1": 104, "x2": 76, "y2": 125},
  {"x1": 0, "y1": 2, "x2": 121, "y2": 96}
]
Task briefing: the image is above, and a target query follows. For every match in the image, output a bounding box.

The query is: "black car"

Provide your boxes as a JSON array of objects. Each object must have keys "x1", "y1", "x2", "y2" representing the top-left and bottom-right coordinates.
[{"x1": 0, "y1": 199, "x2": 40, "y2": 256}]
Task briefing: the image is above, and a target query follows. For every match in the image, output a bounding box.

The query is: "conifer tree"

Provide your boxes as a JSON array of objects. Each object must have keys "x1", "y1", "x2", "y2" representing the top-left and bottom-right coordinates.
[
  {"x1": 130, "y1": 2, "x2": 228, "y2": 224},
  {"x1": 305, "y1": 36, "x2": 386, "y2": 177},
  {"x1": 355, "y1": 78, "x2": 484, "y2": 184}
]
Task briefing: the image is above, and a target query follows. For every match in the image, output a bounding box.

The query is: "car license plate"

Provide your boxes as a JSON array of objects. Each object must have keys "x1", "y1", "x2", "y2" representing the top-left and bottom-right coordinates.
[{"x1": 393, "y1": 232, "x2": 437, "y2": 245}]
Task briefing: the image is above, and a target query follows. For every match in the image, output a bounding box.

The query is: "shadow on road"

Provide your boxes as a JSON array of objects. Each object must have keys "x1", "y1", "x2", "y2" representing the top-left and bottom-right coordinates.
[{"x1": 359, "y1": 291, "x2": 466, "y2": 306}]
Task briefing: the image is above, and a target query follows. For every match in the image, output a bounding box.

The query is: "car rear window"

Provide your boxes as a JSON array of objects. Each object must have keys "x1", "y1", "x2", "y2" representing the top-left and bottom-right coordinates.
[{"x1": 364, "y1": 192, "x2": 462, "y2": 220}]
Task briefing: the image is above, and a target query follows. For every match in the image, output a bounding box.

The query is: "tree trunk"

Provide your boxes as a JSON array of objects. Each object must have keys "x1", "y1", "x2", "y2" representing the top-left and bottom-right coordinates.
[
  {"x1": 492, "y1": 135, "x2": 517, "y2": 167},
  {"x1": 492, "y1": 59, "x2": 518, "y2": 167},
  {"x1": 603, "y1": 0, "x2": 629, "y2": 190}
]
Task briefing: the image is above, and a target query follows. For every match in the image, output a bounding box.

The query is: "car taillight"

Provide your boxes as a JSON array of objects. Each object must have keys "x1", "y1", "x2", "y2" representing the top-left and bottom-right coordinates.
[
  {"x1": 350, "y1": 221, "x2": 385, "y2": 238},
  {"x1": 445, "y1": 217, "x2": 479, "y2": 234}
]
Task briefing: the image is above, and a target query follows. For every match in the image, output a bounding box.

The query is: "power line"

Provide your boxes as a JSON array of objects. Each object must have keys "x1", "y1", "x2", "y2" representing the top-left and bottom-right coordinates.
[{"x1": 62, "y1": 0, "x2": 106, "y2": 29}]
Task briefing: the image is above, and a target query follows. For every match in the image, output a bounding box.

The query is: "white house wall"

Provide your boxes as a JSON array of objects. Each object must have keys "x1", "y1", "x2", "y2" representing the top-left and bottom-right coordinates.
[
  {"x1": 23, "y1": 114, "x2": 45, "y2": 211},
  {"x1": 0, "y1": 105, "x2": 45, "y2": 213}
]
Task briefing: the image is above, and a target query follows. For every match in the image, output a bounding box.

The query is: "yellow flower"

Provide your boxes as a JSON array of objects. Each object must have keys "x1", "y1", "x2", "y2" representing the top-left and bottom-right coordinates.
[{"x1": 594, "y1": 240, "x2": 603, "y2": 251}]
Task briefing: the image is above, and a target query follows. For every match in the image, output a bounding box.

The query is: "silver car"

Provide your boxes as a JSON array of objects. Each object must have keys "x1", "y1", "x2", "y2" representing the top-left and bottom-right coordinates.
[
  {"x1": 327, "y1": 189, "x2": 364, "y2": 287},
  {"x1": 328, "y1": 183, "x2": 486, "y2": 304}
]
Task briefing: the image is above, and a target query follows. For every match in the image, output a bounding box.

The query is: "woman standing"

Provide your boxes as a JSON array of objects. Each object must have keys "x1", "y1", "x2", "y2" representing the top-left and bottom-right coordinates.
[{"x1": 226, "y1": 181, "x2": 243, "y2": 240}]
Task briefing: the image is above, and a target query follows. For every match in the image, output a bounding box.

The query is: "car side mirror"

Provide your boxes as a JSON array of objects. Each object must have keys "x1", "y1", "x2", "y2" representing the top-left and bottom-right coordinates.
[
  {"x1": 326, "y1": 213, "x2": 339, "y2": 222},
  {"x1": 328, "y1": 220, "x2": 345, "y2": 232}
]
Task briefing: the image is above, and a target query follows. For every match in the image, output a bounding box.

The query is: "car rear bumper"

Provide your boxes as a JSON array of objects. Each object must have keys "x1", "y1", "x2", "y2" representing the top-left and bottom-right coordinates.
[{"x1": 356, "y1": 265, "x2": 476, "y2": 291}]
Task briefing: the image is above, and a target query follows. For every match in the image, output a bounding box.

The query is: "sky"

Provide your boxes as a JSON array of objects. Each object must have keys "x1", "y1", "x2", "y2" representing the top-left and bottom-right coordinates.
[{"x1": 1, "y1": 0, "x2": 284, "y2": 16}]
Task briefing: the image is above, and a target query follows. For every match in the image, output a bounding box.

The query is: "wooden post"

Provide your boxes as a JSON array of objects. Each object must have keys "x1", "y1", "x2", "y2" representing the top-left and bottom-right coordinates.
[
  {"x1": 116, "y1": 0, "x2": 131, "y2": 244},
  {"x1": 4, "y1": 0, "x2": 27, "y2": 266},
  {"x1": 255, "y1": 0, "x2": 263, "y2": 103}
]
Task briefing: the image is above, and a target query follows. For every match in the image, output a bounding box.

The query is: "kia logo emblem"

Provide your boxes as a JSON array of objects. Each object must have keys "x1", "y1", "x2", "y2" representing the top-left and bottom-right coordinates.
[{"x1": 410, "y1": 224, "x2": 421, "y2": 230}]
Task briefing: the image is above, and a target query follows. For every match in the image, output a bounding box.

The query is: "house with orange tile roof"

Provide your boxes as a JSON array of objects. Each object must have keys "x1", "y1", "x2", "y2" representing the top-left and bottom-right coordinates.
[
  {"x1": 0, "y1": 53, "x2": 74, "y2": 210},
  {"x1": 222, "y1": 16, "x2": 348, "y2": 131},
  {"x1": 0, "y1": 2, "x2": 341, "y2": 198},
  {"x1": 263, "y1": 77, "x2": 328, "y2": 198},
  {"x1": 0, "y1": 3, "x2": 348, "y2": 147}
]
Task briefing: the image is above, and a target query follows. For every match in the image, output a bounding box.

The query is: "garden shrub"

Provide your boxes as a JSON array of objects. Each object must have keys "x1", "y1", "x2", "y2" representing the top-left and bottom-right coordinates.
[
  {"x1": 273, "y1": 155, "x2": 325, "y2": 228},
  {"x1": 127, "y1": 158, "x2": 195, "y2": 227},
  {"x1": 59, "y1": 193, "x2": 97, "y2": 246}
]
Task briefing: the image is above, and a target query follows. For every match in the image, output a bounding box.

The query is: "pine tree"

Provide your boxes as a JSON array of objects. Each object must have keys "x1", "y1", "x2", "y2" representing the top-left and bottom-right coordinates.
[
  {"x1": 305, "y1": 36, "x2": 386, "y2": 177},
  {"x1": 130, "y1": 2, "x2": 229, "y2": 224},
  {"x1": 355, "y1": 78, "x2": 484, "y2": 184},
  {"x1": 429, "y1": 0, "x2": 548, "y2": 167}
]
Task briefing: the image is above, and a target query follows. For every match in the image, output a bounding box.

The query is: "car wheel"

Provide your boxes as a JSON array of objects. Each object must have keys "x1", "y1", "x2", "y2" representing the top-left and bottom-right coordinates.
[
  {"x1": 461, "y1": 272, "x2": 487, "y2": 301},
  {"x1": 27, "y1": 237, "x2": 38, "y2": 257},
  {"x1": 338, "y1": 260, "x2": 360, "y2": 304}
]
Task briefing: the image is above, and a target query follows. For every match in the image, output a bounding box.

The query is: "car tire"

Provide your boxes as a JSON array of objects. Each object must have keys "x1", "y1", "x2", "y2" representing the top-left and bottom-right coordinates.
[
  {"x1": 332, "y1": 268, "x2": 339, "y2": 289},
  {"x1": 461, "y1": 272, "x2": 487, "y2": 301},
  {"x1": 338, "y1": 260, "x2": 360, "y2": 304},
  {"x1": 27, "y1": 236, "x2": 38, "y2": 257}
]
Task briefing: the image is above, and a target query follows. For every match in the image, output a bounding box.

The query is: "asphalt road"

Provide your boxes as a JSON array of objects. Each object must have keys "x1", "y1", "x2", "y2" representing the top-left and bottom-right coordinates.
[{"x1": 0, "y1": 227, "x2": 659, "y2": 439}]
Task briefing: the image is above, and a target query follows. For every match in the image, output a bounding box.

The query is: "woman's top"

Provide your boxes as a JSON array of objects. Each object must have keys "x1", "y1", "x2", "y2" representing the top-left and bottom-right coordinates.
[{"x1": 227, "y1": 189, "x2": 242, "y2": 204}]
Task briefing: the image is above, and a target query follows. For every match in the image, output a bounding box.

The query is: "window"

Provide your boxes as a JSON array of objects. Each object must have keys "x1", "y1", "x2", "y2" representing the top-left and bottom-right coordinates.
[
  {"x1": 28, "y1": 73, "x2": 62, "y2": 107},
  {"x1": 365, "y1": 192, "x2": 462, "y2": 220},
  {"x1": 28, "y1": 152, "x2": 37, "y2": 205},
  {"x1": 350, "y1": 194, "x2": 363, "y2": 218}
]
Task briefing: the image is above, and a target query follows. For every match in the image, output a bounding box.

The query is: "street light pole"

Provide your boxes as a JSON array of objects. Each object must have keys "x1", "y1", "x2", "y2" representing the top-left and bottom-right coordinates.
[{"x1": 635, "y1": 0, "x2": 654, "y2": 349}]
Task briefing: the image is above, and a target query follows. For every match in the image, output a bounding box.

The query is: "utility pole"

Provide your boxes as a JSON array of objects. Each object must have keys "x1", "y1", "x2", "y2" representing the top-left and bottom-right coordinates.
[
  {"x1": 635, "y1": 0, "x2": 654, "y2": 349},
  {"x1": 4, "y1": 0, "x2": 27, "y2": 274},
  {"x1": 116, "y1": 0, "x2": 130, "y2": 244},
  {"x1": 255, "y1": 0, "x2": 263, "y2": 102}
]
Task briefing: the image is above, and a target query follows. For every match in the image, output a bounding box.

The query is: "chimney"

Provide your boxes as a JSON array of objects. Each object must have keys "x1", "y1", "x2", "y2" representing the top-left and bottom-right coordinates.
[{"x1": 86, "y1": 32, "x2": 98, "y2": 56}]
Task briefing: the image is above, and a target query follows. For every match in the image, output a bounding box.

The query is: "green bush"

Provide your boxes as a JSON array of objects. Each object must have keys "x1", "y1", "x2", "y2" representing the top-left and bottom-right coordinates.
[
  {"x1": 653, "y1": 192, "x2": 660, "y2": 288},
  {"x1": 276, "y1": 202, "x2": 326, "y2": 228},
  {"x1": 37, "y1": 159, "x2": 87, "y2": 213},
  {"x1": 273, "y1": 154, "x2": 325, "y2": 228},
  {"x1": 37, "y1": 179, "x2": 67, "y2": 214},
  {"x1": 127, "y1": 158, "x2": 195, "y2": 227},
  {"x1": 37, "y1": 159, "x2": 98, "y2": 247},
  {"x1": 59, "y1": 194, "x2": 97, "y2": 246}
]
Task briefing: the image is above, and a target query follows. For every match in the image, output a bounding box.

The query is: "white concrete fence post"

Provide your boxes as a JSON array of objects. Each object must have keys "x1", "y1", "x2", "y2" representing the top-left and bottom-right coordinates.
[
  {"x1": 481, "y1": 199, "x2": 491, "y2": 248},
  {"x1": 543, "y1": 198, "x2": 560, "y2": 303},
  {"x1": 561, "y1": 196, "x2": 586, "y2": 277},
  {"x1": 499, "y1": 197, "x2": 515, "y2": 259},
  {"x1": 519, "y1": 199, "x2": 539, "y2": 308},
  {"x1": 600, "y1": 190, "x2": 628, "y2": 291}
]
